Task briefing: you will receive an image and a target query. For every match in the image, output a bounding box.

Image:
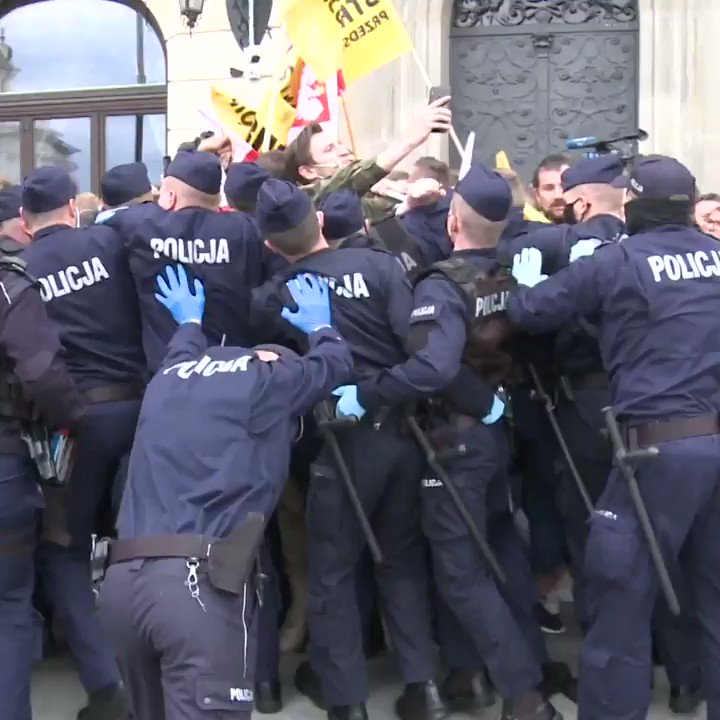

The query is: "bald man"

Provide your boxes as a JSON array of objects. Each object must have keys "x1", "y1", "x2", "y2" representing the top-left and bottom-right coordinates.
[{"x1": 122, "y1": 151, "x2": 267, "y2": 374}]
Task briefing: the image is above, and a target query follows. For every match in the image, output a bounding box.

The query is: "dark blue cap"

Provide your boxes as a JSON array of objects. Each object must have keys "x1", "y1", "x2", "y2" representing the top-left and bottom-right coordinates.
[
  {"x1": 101, "y1": 162, "x2": 151, "y2": 207},
  {"x1": 21, "y1": 167, "x2": 76, "y2": 214},
  {"x1": 0, "y1": 185, "x2": 22, "y2": 222},
  {"x1": 167, "y1": 151, "x2": 222, "y2": 195},
  {"x1": 454, "y1": 164, "x2": 512, "y2": 222},
  {"x1": 611, "y1": 155, "x2": 696, "y2": 200},
  {"x1": 257, "y1": 179, "x2": 313, "y2": 235},
  {"x1": 318, "y1": 190, "x2": 364, "y2": 240},
  {"x1": 561, "y1": 155, "x2": 624, "y2": 192},
  {"x1": 224, "y1": 162, "x2": 271, "y2": 207}
]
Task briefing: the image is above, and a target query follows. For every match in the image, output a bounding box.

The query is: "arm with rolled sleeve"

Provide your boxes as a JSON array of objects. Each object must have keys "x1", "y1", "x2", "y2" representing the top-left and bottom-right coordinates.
[
  {"x1": 252, "y1": 328, "x2": 354, "y2": 428},
  {"x1": 357, "y1": 275, "x2": 467, "y2": 410},
  {"x1": 507, "y1": 247, "x2": 615, "y2": 333},
  {"x1": 0, "y1": 283, "x2": 85, "y2": 430}
]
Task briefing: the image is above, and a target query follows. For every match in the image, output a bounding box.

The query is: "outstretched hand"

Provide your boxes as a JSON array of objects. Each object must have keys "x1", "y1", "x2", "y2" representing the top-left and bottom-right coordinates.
[
  {"x1": 155, "y1": 264, "x2": 205, "y2": 325},
  {"x1": 512, "y1": 247, "x2": 548, "y2": 288},
  {"x1": 281, "y1": 273, "x2": 332, "y2": 334}
]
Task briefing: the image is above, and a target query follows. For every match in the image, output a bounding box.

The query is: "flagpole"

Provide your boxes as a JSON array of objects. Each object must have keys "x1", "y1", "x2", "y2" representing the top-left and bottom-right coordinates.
[
  {"x1": 339, "y1": 93, "x2": 358, "y2": 157},
  {"x1": 409, "y1": 45, "x2": 464, "y2": 156}
]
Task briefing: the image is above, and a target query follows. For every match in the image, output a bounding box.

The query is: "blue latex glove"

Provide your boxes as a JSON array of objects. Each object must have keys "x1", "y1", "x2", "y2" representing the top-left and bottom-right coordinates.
[
  {"x1": 482, "y1": 394, "x2": 505, "y2": 425},
  {"x1": 281, "y1": 273, "x2": 331, "y2": 333},
  {"x1": 569, "y1": 238, "x2": 602, "y2": 264},
  {"x1": 332, "y1": 385, "x2": 366, "y2": 420},
  {"x1": 512, "y1": 247, "x2": 548, "y2": 287},
  {"x1": 155, "y1": 264, "x2": 205, "y2": 325}
]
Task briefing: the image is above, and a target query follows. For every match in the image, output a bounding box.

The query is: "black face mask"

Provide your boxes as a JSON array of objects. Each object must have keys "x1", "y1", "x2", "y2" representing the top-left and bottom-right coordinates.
[
  {"x1": 624, "y1": 198, "x2": 693, "y2": 235},
  {"x1": 562, "y1": 200, "x2": 580, "y2": 226}
]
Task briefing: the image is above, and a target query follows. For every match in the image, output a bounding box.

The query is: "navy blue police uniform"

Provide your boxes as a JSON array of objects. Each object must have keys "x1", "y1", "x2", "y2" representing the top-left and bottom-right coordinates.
[
  {"x1": 224, "y1": 161, "x2": 271, "y2": 212},
  {"x1": 0, "y1": 254, "x2": 85, "y2": 720},
  {"x1": 98, "y1": 269, "x2": 353, "y2": 720},
  {"x1": 253, "y1": 180, "x2": 445, "y2": 720},
  {"x1": 20, "y1": 167, "x2": 146, "y2": 714},
  {"x1": 354, "y1": 165, "x2": 560, "y2": 720},
  {"x1": 124, "y1": 152, "x2": 267, "y2": 373},
  {"x1": 400, "y1": 192, "x2": 453, "y2": 266},
  {"x1": 0, "y1": 185, "x2": 26, "y2": 256},
  {"x1": 506, "y1": 155, "x2": 720, "y2": 720},
  {"x1": 95, "y1": 161, "x2": 155, "y2": 225}
]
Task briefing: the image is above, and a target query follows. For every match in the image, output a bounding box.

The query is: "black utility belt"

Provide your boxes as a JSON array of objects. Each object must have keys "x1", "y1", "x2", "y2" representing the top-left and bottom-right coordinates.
[
  {"x1": 621, "y1": 413, "x2": 720, "y2": 449},
  {"x1": 83, "y1": 382, "x2": 144, "y2": 405}
]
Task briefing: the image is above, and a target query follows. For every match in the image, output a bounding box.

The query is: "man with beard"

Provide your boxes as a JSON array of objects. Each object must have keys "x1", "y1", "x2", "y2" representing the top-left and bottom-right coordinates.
[{"x1": 530, "y1": 155, "x2": 572, "y2": 224}]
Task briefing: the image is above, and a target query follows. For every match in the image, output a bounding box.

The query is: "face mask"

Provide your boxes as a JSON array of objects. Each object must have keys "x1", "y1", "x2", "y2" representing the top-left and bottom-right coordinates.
[{"x1": 562, "y1": 200, "x2": 580, "y2": 225}]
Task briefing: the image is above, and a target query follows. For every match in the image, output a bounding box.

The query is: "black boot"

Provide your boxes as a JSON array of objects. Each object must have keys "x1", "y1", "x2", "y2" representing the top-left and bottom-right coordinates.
[
  {"x1": 294, "y1": 660, "x2": 326, "y2": 710},
  {"x1": 669, "y1": 685, "x2": 703, "y2": 715},
  {"x1": 440, "y1": 668, "x2": 495, "y2": 713},
  {"x1": 77, "y1": 684, "x2": 129, "y2": 720},
  {"x1": 395, "y1": 681, "x2": 448, "y2": 720},
  {"x1": 255, "y1": 681, "x2": 282, "y2": 714},
  {"x1": 539, "y1": 661, "x2": 577, "y2": 704},
  {"x1": 328, "y1": 704, "x2": 369, "y2": 720},
  {"x1": 501, "y1": 690, "x2": 563, "y2": 720}
]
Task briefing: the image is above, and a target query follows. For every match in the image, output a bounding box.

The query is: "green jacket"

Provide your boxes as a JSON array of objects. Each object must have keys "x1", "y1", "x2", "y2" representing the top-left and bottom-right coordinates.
[{"x1": 301, "y1": 158, "x2": 398, "y2": 223}]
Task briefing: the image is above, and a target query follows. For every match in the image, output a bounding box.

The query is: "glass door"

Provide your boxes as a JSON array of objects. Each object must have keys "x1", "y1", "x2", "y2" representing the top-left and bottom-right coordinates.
[{"x1": 33, "y1": 117, "x2": 92, "y2": 192}]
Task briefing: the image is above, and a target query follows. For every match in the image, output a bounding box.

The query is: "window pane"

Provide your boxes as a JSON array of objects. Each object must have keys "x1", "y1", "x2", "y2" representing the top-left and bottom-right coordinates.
[
  {"x1": 105, "y1": 114, "x2": 167, "y2": 187},
  {"x1": 34, "y1": 117, "x2": 92, "y2": 192},
  {"x1": 0, "y1": 122, "x2": 22, "y2": 184},
  {"x1": 0, "y1": 0, "x2": 165, "y2": 94}
]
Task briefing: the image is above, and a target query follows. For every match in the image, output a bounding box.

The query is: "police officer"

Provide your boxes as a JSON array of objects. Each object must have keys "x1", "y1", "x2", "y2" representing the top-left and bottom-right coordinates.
[
  {"x1": 317, "y1": 189, "x2": 383, "y2": 250},
  {"x1": 255, "y1": 179, "x2": 446, "y2": 720},
  {"x1": 224, "y1": 162, "x2": 271, "y2": 215},
  {"x1": 95, "y1": 161, "x2": 156, "y2": 225},
  {"x1": 0, "y1": 185, "x2": 30, "y2": 256},
  {"x1": 337, "y1": 164, "x2": 567, "y2": 720},
  {"x1": 98, "y1": 264, "x2": 353, "y2": 720},
  {"x1": 124, "y1": 151, "x2": 267, "y2": 373},
  {"x1": 506, "y1": 155, "x2": 720, "y2": 720},
  {"x1": 20, "y1": 166, "x2": 146, "y2": 719},
  {"x1": 0, "y1": 252, "x2": 85, "y2": 720}
]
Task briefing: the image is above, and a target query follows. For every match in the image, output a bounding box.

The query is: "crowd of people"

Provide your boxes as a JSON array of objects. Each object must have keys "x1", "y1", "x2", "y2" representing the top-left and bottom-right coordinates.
[{"x1": 0, "y1": 95, "x2": 719, "y2": 720}]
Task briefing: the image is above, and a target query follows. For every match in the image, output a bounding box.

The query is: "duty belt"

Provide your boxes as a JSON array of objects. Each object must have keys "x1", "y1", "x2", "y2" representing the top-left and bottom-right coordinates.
[
  {"x1": 83, "y1": 382, "x2": 144, "y2": 405},
  {"x1": 622, "y1": 413, "x2": 720, "y2": 449},
  {"x1": 109, "y1": 534, "x2": 215, "y2": 564}
]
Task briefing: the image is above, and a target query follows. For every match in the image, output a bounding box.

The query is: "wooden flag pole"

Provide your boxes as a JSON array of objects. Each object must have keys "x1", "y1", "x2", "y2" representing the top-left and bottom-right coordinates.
[
  {"x1": 409, "y1": 45, "x2": 464, "y2": 156},
  {"x1": 339, "y1": 92, "x2": 359, "y2": 157}
]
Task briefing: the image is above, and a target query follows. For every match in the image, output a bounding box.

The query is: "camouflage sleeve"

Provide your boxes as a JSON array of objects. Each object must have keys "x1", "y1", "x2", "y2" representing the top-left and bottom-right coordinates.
[
  {"x1": 303, "y1": 158, "x2": 389, "y2": 204},
  {"x1": 361, "y1": 193, "x2": 400, "y2": 224}
]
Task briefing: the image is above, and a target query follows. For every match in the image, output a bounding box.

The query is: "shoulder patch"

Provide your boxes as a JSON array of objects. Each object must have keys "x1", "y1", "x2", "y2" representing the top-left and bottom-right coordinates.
[{"x1": 410, "y1": 304, "x2": 439, "y2": 322}]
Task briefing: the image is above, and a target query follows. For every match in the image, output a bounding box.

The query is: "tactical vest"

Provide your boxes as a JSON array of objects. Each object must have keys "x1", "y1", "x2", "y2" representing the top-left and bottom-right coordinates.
[
  {"x1": 416, "y1": 255, "x2": 517, "y2": 384},
  {"x1": 0, "y1": 255, "x2": 40, "y2": 421}
]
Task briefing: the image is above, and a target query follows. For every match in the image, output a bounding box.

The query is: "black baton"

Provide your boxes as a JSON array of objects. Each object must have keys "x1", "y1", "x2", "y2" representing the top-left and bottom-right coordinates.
[
  {"x1": 528, "y1": 363, "x2": 595, "y2": 517},
  {"x1": 602, "y1": 407, "x2": 680, "y2": 616},
  {"x1": 405, "y1": 414, "x2": 507, "y2": 586},
  {"x1": 314, "y1": 402, "x2": 384, "y2": 565}
]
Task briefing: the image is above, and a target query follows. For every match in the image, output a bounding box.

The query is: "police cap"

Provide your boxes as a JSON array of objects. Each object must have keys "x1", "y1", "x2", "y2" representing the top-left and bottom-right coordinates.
[
  {"x1": 101, "y1": 162, "x2": 151, "y2": 207},
  {"x1": 318, "y1": 190, "x2": 364, "y2": 240},
  {"x1": 256, "y1": 179, "x2": 313, "y2": 235},
  {"x1": 21, "y1": 167, "x2": 76, "y2": 214},
  {"x1": 224, "y1": 162, "x2": 271, "y2": 207},
  {"x1": 0, "y1": 185, "x2": 22, "y2": 222},
  {"x1": 166, "y1": 151, "x2": 222, "y2": 195},
  {"x1": 612, "y1": 155, "x2": 696, "y2": 201},
  {"x1": 561, "y1": 155, "x2": 624, "y2": 192},
  {"x1": 455, "y1": 164, "x2": 512, "y2": 222}
]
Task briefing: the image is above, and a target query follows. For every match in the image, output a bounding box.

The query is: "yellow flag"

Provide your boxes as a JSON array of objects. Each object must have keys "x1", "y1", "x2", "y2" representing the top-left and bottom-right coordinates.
[
  {"x1": 211, "y1": 56, "x2": 302, "y2": 152},
  {"x1": 496, "y1": 149, "x2": 551, "y2": 224},
  {"x1": 280, "y1": 0, "x2": 413, "y2": 84}
]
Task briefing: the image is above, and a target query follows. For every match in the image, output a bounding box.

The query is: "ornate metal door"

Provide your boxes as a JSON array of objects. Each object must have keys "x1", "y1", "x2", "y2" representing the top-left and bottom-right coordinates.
[
  {"x1": 227, "y1": 0, "x2": 273, "y2": 49},
  {"x1": 450, "y1": 0, "x2": 639, "y2": 179}
]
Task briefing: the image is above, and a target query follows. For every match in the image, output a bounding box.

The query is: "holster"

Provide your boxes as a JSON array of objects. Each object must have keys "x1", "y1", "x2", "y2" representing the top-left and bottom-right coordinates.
[
  {"x1": 41, "y1": 485, "x2": 72, "y2": 547},
  {"x1": 207, "y1": 512, "x2": 265, "y2": 595}
]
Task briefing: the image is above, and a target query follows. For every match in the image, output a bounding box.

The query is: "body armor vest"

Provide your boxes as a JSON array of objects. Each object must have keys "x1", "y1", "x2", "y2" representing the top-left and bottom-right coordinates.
[{"x1": 416, "y1": 255, "x2": 517, "y2": 384}]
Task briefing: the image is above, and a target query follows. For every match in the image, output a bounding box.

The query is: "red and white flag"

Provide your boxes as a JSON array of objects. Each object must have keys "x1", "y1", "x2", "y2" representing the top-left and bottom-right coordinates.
[
  {"x1": 288, "y1": 64, "x2": 345, "y2": 143},
  {"x1": 197, "y1": 106, "x2": 260, "y2": 163}
]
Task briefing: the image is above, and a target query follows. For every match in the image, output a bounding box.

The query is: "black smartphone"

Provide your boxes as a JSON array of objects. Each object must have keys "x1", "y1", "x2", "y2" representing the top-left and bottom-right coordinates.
[{"x1": 428, "y1": 86, "x2": 452, "y2": 133}]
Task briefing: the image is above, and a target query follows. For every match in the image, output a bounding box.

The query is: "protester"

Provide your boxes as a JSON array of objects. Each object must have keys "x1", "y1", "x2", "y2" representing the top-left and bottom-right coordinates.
[
  {"x1": 530, "y1": 154, "x2": 572, "y2": 223},
  {"x1": 694, "y1": 192, "x2": 720, "y2": 236}
]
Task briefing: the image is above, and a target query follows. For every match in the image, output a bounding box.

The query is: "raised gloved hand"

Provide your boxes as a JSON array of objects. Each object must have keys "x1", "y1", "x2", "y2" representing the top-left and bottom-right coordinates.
[
  {"x1": 155, "y1": 264, "x2": 205, "y2": 325},
  {"x1": 281, "y1": 273, "x2": 332, "y2": 334},
  {"x1": 569, "y1": 238, "x2": 602, "y2": 264},
  {"x1": 482, "y1": 394, "x2": 506, "y2": 425},
  {"x1": 512, "y1": 247, "x2": 548, "y2": 288},
  {"x1": 332, "y1": 385, "x2": 366, "y2": 420}
]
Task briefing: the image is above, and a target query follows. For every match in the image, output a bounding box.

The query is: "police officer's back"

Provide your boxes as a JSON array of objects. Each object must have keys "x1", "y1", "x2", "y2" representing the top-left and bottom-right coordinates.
[
  {"x1": 19, "y1": 166, "x2": 144, "y2": 719},
  {"x1": 0, "y1": 251, "x2": 85, "y2": 720},
  {"x1": 124, "y1": 152, "x2": 266, "y2": 373}
]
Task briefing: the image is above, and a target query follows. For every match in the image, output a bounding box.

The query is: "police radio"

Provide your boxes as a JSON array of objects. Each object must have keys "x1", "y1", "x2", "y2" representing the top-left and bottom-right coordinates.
[{"x1": 566, "y1": 129, "x2": 648, "y2": 166}]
